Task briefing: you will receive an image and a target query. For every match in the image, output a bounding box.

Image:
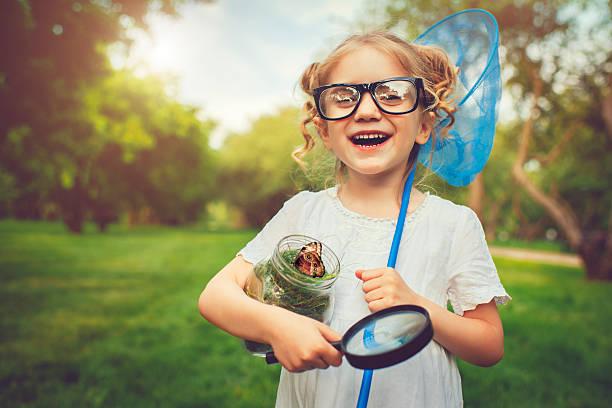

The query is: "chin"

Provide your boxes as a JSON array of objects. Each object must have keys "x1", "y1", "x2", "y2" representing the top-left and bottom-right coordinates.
[{"x1": 347, "y1": 164, "x2": 393, "y2": 177}]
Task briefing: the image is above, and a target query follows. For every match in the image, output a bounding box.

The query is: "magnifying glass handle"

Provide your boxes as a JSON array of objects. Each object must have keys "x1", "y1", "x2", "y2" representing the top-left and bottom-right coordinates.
[{"x1": 265, "y1": 341, "x2": 342, "y2": 365}]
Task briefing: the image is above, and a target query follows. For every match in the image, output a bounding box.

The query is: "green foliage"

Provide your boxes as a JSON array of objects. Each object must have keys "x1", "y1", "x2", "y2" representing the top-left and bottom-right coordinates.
[
  {"x1": 1, "y1": 221, "x2": 611, "y2": 407},
  {"x1": 0, "y1": 0, "x2": 217, "y2": 231},
  {"x1": 373, "y1": 0, "x2": 611, "y2": 246},
  {"x1": 0, "y1": 169, "x2": 17, "y2": 217},
  {"x1": 218, "y1": 107, "x2": 306, "y2": 227},
  {"x1": 293, "y1": 134, "x2": 337, "y2": 191},
  {"x1": 83, "y1": 71, "x2": 218, "y2": 226}
]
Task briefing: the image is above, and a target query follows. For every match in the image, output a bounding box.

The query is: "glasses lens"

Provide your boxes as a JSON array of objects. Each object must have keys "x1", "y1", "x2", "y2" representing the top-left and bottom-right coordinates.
[
  {"x1": 374, "y1": 80, "x2": 418, "y2": 113},
  {"x1": 319, "y1": 86, "x2": 359, "y2": 119}
]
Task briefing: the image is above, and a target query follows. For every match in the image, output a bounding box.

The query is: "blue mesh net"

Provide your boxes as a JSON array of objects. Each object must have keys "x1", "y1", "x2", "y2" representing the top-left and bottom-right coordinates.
[{"x1": 414, "y1": 9, "x2": 501, "y2": 187}]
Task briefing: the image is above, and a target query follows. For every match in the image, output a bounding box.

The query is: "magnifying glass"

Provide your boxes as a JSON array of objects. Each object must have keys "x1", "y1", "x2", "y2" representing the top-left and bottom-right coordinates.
[{"x1": 265, "y1": 304, "x2": 433, "y2": 369}]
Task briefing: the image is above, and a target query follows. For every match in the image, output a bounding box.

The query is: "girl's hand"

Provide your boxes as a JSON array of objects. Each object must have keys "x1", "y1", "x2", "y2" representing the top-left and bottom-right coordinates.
[
  {"x1": 266, "y1": 308, "x2": 343, "y2": 373},
  {"x1": 355, "y1": 267, "x2": 422, "y2": 313}
]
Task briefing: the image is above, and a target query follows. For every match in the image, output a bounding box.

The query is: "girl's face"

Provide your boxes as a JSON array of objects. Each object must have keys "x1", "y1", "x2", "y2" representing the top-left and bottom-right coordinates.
[{"x1": 314, "y1": 46, "x2": 432, "y2": 182}]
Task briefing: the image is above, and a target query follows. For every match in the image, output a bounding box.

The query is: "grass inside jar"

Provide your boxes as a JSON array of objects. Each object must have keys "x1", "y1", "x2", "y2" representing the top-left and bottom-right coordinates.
[
  {"x1": 255, "y1": 248, "x2": 336, "y2": 322},
  {"x1": 244, "y1": 245, "x2": 338, "y2": 355}
]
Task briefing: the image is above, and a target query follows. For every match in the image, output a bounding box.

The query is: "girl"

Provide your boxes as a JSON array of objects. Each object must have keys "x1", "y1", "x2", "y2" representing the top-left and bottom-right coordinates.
[{"x1": 199, "y1": 29, "x2": 510, "y2": 407}]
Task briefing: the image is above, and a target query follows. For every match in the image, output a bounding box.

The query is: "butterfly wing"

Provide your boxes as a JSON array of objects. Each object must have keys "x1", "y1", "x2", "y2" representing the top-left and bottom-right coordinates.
[{"x1": 294, "y1": 241, "x2": 326, "y2": 277}]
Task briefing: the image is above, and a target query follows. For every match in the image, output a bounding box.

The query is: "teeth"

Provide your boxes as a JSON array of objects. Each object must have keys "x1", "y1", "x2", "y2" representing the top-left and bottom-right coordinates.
[{"x1": 352, "y1": 133, "x2": 388, "y2": 140}]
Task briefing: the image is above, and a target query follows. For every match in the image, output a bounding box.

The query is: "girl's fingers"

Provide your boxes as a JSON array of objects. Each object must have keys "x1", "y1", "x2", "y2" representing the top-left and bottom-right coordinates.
[
  {"x1": 356, "y1": 268, "x2": 386, "y2": 281},
  {"x1": 319, "y1": 344, "x2": 342, "y2": 367},
  {"x1": 297, "y1": 347, "x2": 338, "y2": 370},
  {"x1": 366, "y1": 298, "x2": 388, "y2": 313},
  {"x1": 318, "y1": 324, "x2": 343, "y2": 366},
  {"x1": 364, "y1": 287, "x2": 386, "y2": 303},
  {"x1": 313, "y1": 323, "x2": 343, "y2": 367},
  {"x1": 362, "y1": 278, "x2": 382, "y2": 293},
  {"x1": 318, "y1": 322, "x2": 342, "y2": 342},
  {"x1": 310, "y1": 356, "x2": 329, "y2": 370},
  {"x1": 324, "y1": 351, "x2": 343, "y2": 367}
]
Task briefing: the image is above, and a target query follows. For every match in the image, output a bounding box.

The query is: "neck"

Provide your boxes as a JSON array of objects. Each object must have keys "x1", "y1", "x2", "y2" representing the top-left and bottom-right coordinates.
[{"x1": 338, "y1": 168, "x2": 422, "y2": 219}]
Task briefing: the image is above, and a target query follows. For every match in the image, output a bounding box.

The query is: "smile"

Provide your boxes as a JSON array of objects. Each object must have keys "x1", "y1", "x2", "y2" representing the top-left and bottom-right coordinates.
[{"x1": 350, "y1": 133, "x2": 391, "y2": 149}]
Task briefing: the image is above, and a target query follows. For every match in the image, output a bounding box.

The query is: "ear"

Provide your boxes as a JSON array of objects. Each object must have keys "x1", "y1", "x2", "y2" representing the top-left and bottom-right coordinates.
[
  {"x1": 415, "y1": 111, "x2": 434, "y2": 145},
  {"x1": 313, "y1": 116, "x2": 331, "y2": 149}
]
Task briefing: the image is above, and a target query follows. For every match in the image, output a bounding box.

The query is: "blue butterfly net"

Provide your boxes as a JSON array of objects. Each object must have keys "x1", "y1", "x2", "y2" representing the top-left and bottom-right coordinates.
[{"x1": 414, "y1": 9, "x2": 502, "y2": 187}]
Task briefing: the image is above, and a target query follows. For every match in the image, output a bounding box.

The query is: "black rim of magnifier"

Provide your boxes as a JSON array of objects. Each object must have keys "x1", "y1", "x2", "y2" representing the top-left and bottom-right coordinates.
[
  {"x1": 342, "y1": 304, "x2": 433, "y2": 370},
  {"x1": 264, "y1": 304, "x2": 433, "y2": 368}
]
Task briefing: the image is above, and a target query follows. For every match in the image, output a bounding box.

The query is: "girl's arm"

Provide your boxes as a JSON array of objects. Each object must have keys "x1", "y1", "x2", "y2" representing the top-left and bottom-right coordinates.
[
  {"x1": 356, "y1": 268, "x2": 504, "y2": 367},
  {"x1": 198, "y1": 255, "x2": 343, "y2": 371},
  {"x1": 414, "y1": 297, "x2": 503, "y2": 366}
]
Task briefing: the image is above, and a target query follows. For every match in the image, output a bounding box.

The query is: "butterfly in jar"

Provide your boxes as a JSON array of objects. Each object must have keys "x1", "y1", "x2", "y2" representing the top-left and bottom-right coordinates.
[{"x1": 293, "y1": 241, "x2": 326, "y2": 278}]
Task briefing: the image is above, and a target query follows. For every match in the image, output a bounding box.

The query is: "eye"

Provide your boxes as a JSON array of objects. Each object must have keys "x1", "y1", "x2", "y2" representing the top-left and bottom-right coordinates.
[
  {"x1": 379, "y1": 92, "x2": 401, "y2": 102},
  {"x1": 376, "y1": 85, "x2": 402, "y2": 104},
  {"x1": 375, "y1": 81, "x2": 417, "y2": 107},
  {"x1": 325, "y1": 87, "x2": 358, "y2": 106},
  {"x1": 333, "y1": 95, "x2": 354, "y2": 104},
  {"x1": 306, "y1": 254, "x2": 314, "y2": 261}
]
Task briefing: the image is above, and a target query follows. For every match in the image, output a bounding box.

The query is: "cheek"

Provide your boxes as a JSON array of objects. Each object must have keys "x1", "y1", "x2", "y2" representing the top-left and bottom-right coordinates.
[
  {"x1": 323, "y1": 123, "x2": 345, "y2": 144},
  {"x1": 327, "y1": 122, "x2": 343, "y2": 135},
  {"x1": 394, "y1": 118, "x2": 420, "y2": 138}
]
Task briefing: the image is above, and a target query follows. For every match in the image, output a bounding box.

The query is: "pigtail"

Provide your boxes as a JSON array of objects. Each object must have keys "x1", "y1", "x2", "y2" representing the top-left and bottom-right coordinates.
[
  {"x1": 413, "y1": 44, "x2": 458, "y2": 137},
  {"x1": 292, "y1": 62, "x2": 320, "y2": 170},
  {"x1": 293, "y1": 32, "x2": 460, "y2": 189}
]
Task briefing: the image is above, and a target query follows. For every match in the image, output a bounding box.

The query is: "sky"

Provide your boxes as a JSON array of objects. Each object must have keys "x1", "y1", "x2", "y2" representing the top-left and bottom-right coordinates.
[
  {"x1": 109, "y1": 1, "x2": 579, "y2": 149},
  {"x1": 117, "y1": 0, "x2": 375, "y2": 148},
  {"x1": 109, "y1": 1, "x2": 609, "y2": 150}
]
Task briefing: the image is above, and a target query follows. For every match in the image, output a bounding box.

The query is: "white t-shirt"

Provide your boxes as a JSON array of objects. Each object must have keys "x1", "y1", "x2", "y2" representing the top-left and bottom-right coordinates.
[{"x1": 238, "y1": 186, "x2": 511, "y2": 408}]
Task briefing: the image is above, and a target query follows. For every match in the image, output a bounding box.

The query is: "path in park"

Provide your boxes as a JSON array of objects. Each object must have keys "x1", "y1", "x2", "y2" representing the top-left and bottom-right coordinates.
[{"x1": 489, "y1": 246, "x2": 582, "y2": 268}]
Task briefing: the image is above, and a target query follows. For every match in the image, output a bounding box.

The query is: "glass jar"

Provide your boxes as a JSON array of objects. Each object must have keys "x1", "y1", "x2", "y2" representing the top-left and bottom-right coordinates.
[{"x1": 243, "y1": 234, "x2": 340, "y2": 355}]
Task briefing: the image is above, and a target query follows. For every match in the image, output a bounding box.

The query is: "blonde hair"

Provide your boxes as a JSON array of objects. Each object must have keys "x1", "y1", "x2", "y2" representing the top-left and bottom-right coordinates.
[{"x1": 293, "y1": 31, "x2": 458, "y2": 191}]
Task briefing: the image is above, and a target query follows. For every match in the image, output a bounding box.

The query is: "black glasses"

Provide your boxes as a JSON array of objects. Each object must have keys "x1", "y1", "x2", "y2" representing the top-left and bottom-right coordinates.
[{"x1": 313, "y1": 77, "x2": 425, "y2": 121}]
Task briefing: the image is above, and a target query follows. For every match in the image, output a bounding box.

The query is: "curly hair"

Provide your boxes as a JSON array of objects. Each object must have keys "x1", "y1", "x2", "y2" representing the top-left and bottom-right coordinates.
[{"x1": 293, "y1": 31, "x2": 458, "y2": 188}]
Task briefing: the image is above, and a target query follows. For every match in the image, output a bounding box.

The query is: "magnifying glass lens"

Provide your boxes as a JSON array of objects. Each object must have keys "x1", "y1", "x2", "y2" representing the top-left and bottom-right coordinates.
[
  {"x1": 265, "y1": 305, "x2": 433, "y2": 369},
  {"x1": 345, "y1": 311, "x2": 428, "y2": 356}
]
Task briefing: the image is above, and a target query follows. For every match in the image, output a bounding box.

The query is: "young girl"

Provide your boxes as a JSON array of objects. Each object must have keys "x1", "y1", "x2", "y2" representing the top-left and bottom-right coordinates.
[{"x1": 199, "y1": 30, "x2": 510, "y2": 407}]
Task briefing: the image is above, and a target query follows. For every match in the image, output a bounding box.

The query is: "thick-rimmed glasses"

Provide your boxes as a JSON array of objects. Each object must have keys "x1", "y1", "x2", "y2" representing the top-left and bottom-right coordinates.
[{"x1": 313, "y1": 77, "x2": 425, "y2": 121}]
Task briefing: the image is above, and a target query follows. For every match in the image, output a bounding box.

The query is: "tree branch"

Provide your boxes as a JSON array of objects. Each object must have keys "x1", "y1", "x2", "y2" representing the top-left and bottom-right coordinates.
[
  {"x1": 511, "y1": 67, "x2": 583, "y2": 249},
  {"x1": 535, "y1": 123, "x2": 578, "y2": 165},
  {"x1": 602, "y1": 73, "x2": 612, "y2": 141}
]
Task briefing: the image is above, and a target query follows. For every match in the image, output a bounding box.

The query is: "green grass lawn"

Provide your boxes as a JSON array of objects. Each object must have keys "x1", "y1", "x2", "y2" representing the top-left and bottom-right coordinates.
[
  {"x1": 0, "y1": 220, "x2": 610, "y2": 407},
  {"x1": 490, "y1": 238, "x2": 572, "y2": 253}
]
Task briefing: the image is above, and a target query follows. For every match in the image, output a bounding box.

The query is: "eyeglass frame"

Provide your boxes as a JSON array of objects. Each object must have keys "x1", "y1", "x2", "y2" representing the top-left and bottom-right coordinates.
[{"x1": 312, "y1": 76, "x2": 428, "y2": 121}]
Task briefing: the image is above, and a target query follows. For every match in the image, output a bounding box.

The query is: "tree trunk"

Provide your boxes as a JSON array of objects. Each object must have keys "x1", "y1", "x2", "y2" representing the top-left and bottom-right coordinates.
[
  {"x1": 511, "y1": 68, "x2": 610, "y2": 279},
  {"x1": 578, "y1": 231, "x2": 612, "y2": 280},
  {"x1": 468, "y1": 172, "x2": 484, "y2": 221},
  {"x1": 61, "y1": 181, "x2": 86, "y2": 234},
  {"x1": 485, "y1": 199, "x2": 502, "y2": 241},
  {"x1": 602, "y1": 73, "x2": 612, "y2": 141},
  {"x1": 13, "y1": 192, "x2": 43, "y2": 219},
  {"x1": 511, "y1": 194, "x2": 545, "y2": 241}
]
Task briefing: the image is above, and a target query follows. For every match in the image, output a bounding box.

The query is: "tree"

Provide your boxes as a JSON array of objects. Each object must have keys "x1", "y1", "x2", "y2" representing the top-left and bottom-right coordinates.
[
  {"x1": 376, "y1": 0, "x2": 611, "y2": 279},
  {"x1": 217, "y1": 107, "x2": 314, "y2": 227},
  {"x1": 0, "y1": 0, "x2": 216, "y2": 232},
  {"x1": 83, "y1": 71, "x2": 217, "y2": 229}
]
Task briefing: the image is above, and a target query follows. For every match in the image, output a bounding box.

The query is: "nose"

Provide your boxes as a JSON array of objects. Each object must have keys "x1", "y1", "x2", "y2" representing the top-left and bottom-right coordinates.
[{"x1": 353, "y1": 92, "x2": 382, "y2": 121}]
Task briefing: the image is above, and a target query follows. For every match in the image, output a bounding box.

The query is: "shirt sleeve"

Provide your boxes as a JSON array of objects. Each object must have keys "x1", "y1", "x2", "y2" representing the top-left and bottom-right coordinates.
[
  {"x1": 236, "y1": 191, "x2": 307, "y2": 265},
  {"x1": 447, "y1": 207, "x2": 511, "y2": 316}
]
